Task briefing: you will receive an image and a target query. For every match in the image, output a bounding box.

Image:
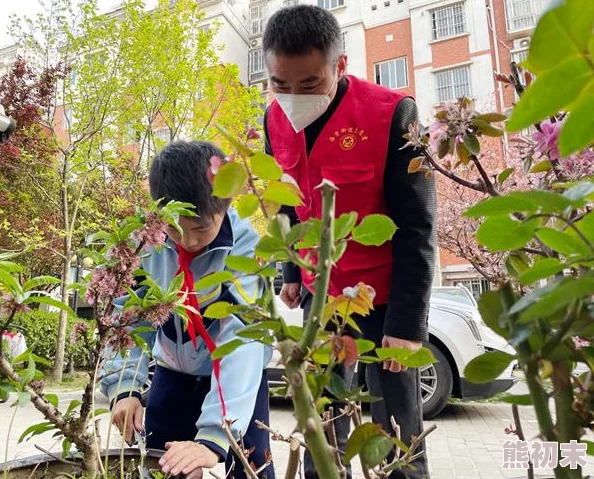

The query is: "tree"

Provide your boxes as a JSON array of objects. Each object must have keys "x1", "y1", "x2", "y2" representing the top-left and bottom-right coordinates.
[{"x1": 10, "y1": 0, "x2": 262, "y2": 381}]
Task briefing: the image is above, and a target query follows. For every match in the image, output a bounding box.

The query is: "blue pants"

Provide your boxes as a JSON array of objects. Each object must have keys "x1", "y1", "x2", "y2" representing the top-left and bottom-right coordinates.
[{"x1": 145, "y1": 365, "x2": 275, "y2": 479}]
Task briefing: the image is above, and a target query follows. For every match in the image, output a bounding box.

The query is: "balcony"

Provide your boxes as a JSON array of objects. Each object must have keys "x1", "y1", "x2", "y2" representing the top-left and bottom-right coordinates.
[{"x1": 505, "y1": 0, "x2": 548, "y2": 34}]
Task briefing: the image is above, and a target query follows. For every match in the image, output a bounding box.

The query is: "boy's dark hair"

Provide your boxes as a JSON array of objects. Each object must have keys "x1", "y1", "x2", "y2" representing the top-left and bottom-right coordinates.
[
  {"x1": 149, "y1": 140, "x2": 231, "y2": 222},
  {"x1": 263, "y1": 5, "x2": 342, "y2": 64}
]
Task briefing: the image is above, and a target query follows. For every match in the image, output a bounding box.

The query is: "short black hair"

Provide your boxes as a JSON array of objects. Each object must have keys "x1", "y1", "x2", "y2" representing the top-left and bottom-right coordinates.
[
  {"x1": 148, "y1": 140, "x2": 231, "y2": 222},
  {"x1": 263, "y1": 5, "x2": 342, "y2": 64}
]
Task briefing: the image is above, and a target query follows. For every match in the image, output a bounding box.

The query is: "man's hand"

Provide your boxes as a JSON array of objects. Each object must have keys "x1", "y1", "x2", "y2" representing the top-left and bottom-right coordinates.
[
  {"x1": 159, "y1": 441, "x2": 219, "y2": 478},
  {"x1": 381, "y1": 335, "x2": 422, "y2": 373},
  {"x1": 280, "y1": 282, "x2": 301, "y2": 309},
  {"x1": 111, "y1": 396, "x2": 143, "y2": 445}
]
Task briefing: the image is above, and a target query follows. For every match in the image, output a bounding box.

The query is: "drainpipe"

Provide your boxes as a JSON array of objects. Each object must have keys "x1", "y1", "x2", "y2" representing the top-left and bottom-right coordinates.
[{"x1": 486, "y1": 0, "x2": 509, "y2": 157}]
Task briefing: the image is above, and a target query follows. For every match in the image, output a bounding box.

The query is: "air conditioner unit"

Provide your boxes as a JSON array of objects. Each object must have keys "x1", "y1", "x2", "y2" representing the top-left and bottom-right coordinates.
[{"x1": 513, "y1": 37, "x2": 530, "y2": 50}]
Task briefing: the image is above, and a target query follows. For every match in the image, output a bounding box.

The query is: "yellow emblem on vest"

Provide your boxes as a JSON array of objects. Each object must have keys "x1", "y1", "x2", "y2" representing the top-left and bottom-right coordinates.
[{"x1": 328, "y1": 126, "x2": 369, "y2": 150}]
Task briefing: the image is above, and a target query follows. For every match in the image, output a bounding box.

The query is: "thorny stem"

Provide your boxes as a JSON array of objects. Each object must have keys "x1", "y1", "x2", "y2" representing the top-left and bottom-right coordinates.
[
  {"x1": 284, "y1": 438, "x2": 302, "y2": 479},
  {"x1": 324, "y1": 408, "x2": 347, "y2": 479},
  {"x1": 255, "y1": 420, "x2": 307, "y2": 448},
  {"x1": 222, "y1": 421, "x2": 260, "y2": 479},
  {"x1": 511, "y1": 405, "x2": 534, "y2": 479}
]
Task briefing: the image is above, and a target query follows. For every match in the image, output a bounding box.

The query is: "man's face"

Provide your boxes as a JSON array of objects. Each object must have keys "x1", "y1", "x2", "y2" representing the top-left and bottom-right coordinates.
[
  {"x1": 167, "y1": 214, "x2": 224, "y2": 253},
  {"x1": 267, "y1": 48, "x2": 347, "y2": 96}
]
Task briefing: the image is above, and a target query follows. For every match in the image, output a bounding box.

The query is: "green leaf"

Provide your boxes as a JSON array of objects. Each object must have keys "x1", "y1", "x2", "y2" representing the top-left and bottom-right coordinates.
[
  {"x1": 204, "y1": 301, "x2": 237, "y2": 319},
  {"x1": 529, "y1": 161, "x2": 552, "y2": 174},
  {"x1": 22, "y1": 296, "x2": 75, "y2": 317},
  {"x1": 361, "y1": 434, "x2": 394, "y2": 469},
  {"x1": 211, "y1": 339, "x2": 244, "y2": 360},
  {"x1": 236, "y1": 194, "x2": 259, "y2": 218},
  {"x1": 23, "y1": 276, "x2": 61, "y2": 291},
  {"x1": 255, "y1": 236, "x2": 288, "y2": 261},
  {"x1": 519, "y1": 277, "x2": 594, "y2": 322},
  {"x1": 525, "y1": 0, "x2": 594, "y2": 75},
  {"x1": 212, "y1": 162, "x2": 248, "y2": 199},
  {"x1": 195, "y1": 271, "x2": 235, "y2": 290},
  {"x1": 563, "y1": 182, "x2": 594, "y2": 204},
  {"x1": 22, "y1": 354, "x2": 36, "y2": 386},
  {"x1": 45, "y1": 394, "x2": 59, "y2": 408},
  {"x1": 333, "y1": 241, "x2": 348, "y2": 263},
  {"x1": 356, "y1": 339, "x2": 376, "y2": 355},
  {"x1": 464, "y1": 351, "x2": 516, "y2": 384},
  {"x1": 16, "y1": 391, "x2": 31, "y2": 407},
  {"x1": 93, "y1": 408, "x2": 110, "y2": 416},
  {"x1": 476, "y1": 216, "x2": 537, "y2": 252},
  {"x1": 326, "y1": 372, "x2": 350, "y2": 399},
  {"x1": 465, "y1": 190, "x2": 572, "y2": 217},
  {"x1": 507, "y1": 56, "x2": 592, "y2": 131},
  {"x1": 286, "y1": 223, "x2": 312, "y2": 246},
  {"x1": 477, "y1": 112, "x2": 508, "y2": 123},
  {"x1": 0, "y1": 270, "x2": 22, "y2": 295},
  {"x1": 62, "y1": 438, "x2": 72, "y2": 458},
  {"x1": 582, "y1": 440, "x2": 594, "y2": 456},
  {"x1": 18, "y1": 422, "x2": 55, "y2": 443},
  {"x1": 344, "y1": 423, "x2": 383, "y2": 464},
  {"x1": 65, "y1": 399, "x2": 82, "y2": 418},
  {"x1": 352, "y1": 214, "x2": 397, "y2": 246},
  {"x1": 262, "y1": 181, "x2": 302, "y2": 207},
  {"x1": 536, "y1": 227, "x2": 591, "y2": 257},
  {"x1": 250, "y1": 152, "x2": 282, "y2": 181},
  {"x1": 335, "y1": 212, "x2": 358, "y2": 240},
  {"x1": 560, "y1": 83, "x2": 594, "y2": 156},
  {"x1": 519, "y1": 258, "x2": 567, "y2": 285},
  {"x1": 225, "y1": 256, "x2": 260, "y2": 274},
  {"x1": 500, "y1": 394, "x2": 533, "y2": 406},
  {"x1": 463, "y1": 134, "x2": 480, "y2": 155},
  {"x1": 437, "y1": 136, "x2": 450, "y2": 159},
  {"x1": 478, "y1": 291, "x2": 508, "y2": 338},
  {"x1": 375, "y1": 346, "x2": 436, "y2": 368},
  {"x1": 497, "y1": 168, "x2": 515, "y2": 184}
]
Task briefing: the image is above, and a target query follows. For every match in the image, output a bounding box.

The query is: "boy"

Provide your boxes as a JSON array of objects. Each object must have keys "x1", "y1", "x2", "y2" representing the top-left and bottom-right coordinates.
[{"x1": 100, "y1": 140, "x2": 275, "y2": 479}]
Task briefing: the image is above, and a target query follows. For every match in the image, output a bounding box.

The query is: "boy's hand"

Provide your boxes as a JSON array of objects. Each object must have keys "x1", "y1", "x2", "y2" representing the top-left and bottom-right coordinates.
[
  {"x1": 160, "y1": 442, "x2": 219, "y2": 477},
  {"x1": 112, "y1": 397, "x2": 143, "y2": 445},
  {"x1": 280, "y1": 282, "x2": 301, "y2": 309}
]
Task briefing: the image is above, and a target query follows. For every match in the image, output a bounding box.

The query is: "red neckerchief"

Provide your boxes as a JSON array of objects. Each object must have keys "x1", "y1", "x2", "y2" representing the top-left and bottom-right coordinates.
[{"x1": 175, "y1": 244, "x2": 227, "y2": 417}]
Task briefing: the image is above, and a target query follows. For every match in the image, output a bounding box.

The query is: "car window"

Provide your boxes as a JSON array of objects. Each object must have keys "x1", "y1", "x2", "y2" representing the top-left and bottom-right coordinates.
[{"x1": 431, "y1": 288, "x2": 475, "y2": 306}]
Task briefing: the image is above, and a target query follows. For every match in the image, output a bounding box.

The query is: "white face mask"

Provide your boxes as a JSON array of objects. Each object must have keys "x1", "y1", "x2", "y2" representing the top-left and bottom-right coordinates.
[{"x1": 274, "y1": 81, "x2": 337, "y2": 133}]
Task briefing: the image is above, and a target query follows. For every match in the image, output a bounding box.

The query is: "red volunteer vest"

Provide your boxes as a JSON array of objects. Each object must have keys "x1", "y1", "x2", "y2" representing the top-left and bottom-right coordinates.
[{"x1": 268, "y1": 75, "x2": 407, "y2": 305}]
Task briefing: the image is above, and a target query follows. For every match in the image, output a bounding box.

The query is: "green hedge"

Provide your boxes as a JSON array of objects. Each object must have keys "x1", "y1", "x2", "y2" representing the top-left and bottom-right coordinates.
[{"x1": 9, "y1": 310, "x2": 92, "y2": 370}]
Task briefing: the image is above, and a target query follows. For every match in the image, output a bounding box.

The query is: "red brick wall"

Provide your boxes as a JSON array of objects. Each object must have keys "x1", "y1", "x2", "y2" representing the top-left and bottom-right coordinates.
[
  {"x1": 430, "y1": 34, "x2": 471, "y2": 69},
  {"x1": 364, "y1": 19, "x2": 415, "y2": 98}
]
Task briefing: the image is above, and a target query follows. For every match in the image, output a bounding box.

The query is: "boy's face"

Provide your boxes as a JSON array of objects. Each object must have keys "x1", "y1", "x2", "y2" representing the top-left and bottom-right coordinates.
[{"x1": 167, "y1": 214, "x2": 225, "y2": 253}]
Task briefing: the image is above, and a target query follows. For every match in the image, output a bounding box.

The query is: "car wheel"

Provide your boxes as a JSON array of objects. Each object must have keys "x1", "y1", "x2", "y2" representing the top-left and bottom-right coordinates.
[
  {"x1": 420, "y1": 342, "x2": 453, "y2": 420},
  {"x1": 140, "y1": 359, "x2": 156, "y2": 406}
]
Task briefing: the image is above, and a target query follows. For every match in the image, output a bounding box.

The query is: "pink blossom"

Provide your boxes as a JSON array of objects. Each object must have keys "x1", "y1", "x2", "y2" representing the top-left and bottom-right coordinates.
[
  {"x1": 144, "y1": 303, "x2": 172, "y2": 328},
  {"x1": 207, "y1": 155, "x2": 224, "y2": 184},
  {"x1": 133, "y1": 212, "x2": 167, "y2": 249},
  {"x1": 85, "y1": 269, "x2": 125, "y2": 306},
  {"x1": 106, "y1": 328, "x2": 135, "y2": 351},
  {"x1": 247, "y1": 127, "x2": 261, "y2": 140},
  {"x1": 532, "y1": 120, "x2": 563, "y2": 160},
  {"x1": 70, "y1": 322, "x2": 90, "y2": 343},
  {"x1": 429, "y1": 120, "x2": 449, "y2": 154},
  {"x1": 0, "y1": 294, "x2": 29, "y2": 317},
  {"x1": 108, "y1": 243, "x2": 141, "y2": 275},
  {"x1": 558, "y1": 149, "x2": 594, "y2": 181},
  {"x1": 572, "y1": 336, "x2": 590, "y2": 350}
]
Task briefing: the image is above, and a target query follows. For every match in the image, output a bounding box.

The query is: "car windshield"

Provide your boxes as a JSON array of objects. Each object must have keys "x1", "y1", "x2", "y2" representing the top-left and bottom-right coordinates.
[{"x1": 431, "y1": 288, "x2": 475, "y2": 306}]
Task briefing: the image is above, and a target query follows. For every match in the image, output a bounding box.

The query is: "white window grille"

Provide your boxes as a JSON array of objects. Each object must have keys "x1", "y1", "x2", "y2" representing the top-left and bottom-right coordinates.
[
  {"x1": 249, "y1": 48, "x2": 265, "y2": 83},
  {"x1": 374, "y1": 57, "x2": 408, "y2": 90},
  {"x1": 318, "y1": 0, "x2": 344, "y2": 10},
  {"x1": 505, "y1": 0, "x2": 547, "y2": 32},
  {"x1": 435, "y1": 65, "x2": 471, "y2": 103},
  {"x1": 431, "y1": 2, "x2": 466, "y2": 40}
]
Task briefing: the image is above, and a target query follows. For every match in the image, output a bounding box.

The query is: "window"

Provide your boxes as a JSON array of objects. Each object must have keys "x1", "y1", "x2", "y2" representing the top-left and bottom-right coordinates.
[
  {"x1": 435, "y1": 65, "x2": 471, "y2": 103},
  {"x1": 249, "y1": 48, "x2": 265, "y2": 83},
  {"x1": 431, "y1": 2, "x2": 466, "y2": 40},
  {"x1": 153, "y1": 127, "x2": 171, "y2": 143},
  {"x1": 283, "y1": 0, "x2": 298, "y2": 5},
  {"x1": 374, "y1": 58, "x2": 408, "y2": 90},
  {"x1": 63, "y1": 107, "x2": 73, "y2": 130},
  {"x1": 341, "y1": 31, "x2": 347, "y2": 54},
  {"x1": 505, "y1": 0, "x2": 547, "y2": 32},
  {"x1": 318, "y1": 0, "x2": 344, "y2": 10},
  {"x1": 250, "y1": 4, "x2": 266, "y2": 35},
  {"x1": 455, "y1": 279, "x2": 490, "y2": 300}
]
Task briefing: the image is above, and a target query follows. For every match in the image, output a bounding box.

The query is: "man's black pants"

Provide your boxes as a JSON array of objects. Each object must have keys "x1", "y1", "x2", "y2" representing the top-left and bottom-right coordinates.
[
  {"x1": 145, "y1": 365, "x2": 275, "y2": 479},
  {"x1": 302, "y1": 293, "x2": 430, "y2": 479}
]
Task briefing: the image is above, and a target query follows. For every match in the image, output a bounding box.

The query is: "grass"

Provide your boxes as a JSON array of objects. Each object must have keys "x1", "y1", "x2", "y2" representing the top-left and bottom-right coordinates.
[{"x1": 44, "y1": 370, "x2": 89, "y2": 392}]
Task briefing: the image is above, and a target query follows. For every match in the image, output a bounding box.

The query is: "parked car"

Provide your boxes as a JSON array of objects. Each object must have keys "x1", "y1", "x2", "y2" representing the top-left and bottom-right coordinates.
[
  {"x1": 268, "y1": 291, "x2": 517, "y2": 419},
  {"x1": 430, "y1": 284, "x2": 478, "y2": 308}
]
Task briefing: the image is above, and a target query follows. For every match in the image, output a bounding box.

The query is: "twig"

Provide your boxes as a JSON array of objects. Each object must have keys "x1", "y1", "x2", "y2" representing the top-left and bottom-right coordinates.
[
  {"x1": 390, "y1": 416, "x2": 401, "y2": 459},
  {"x1": 470, "y1": 155, "x2": 500, "y2": 197},
  {"x1": 210, "y1": 471, "x2": 224, "y2": 479},
  {"x1": 421, "y1": 148, "x2": 485, "y2": 192},
  {"x1": 222, "y1": 421, "x2": 259, "y2": 479},
  {"x1": 34, "y1": 445, "x2": 78, "y2": 466},
  {"x1": 285, "y1": 437, "x2": 302, "y2": 479},
  {"x1": 324, "y1": 408, "x2": 346, "y2": 479},
  {"x1": 255, "y1": 420, "x2": 307, "y2": 448},
  {"x1": 254, "y1": 459, "x2": 274, "y2": 476},
  {"x1": 512, "y1": 404, "x2": 535, "y2": 479}
]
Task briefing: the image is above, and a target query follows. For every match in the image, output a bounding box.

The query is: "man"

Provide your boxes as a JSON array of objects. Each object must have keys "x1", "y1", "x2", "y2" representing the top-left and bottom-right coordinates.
[{"x1": 262, "y1": 5, "x2": 436, "y2": 479}]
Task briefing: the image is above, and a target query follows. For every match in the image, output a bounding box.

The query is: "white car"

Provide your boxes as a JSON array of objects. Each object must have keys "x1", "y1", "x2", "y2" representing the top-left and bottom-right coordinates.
[{"x1": 267, "y1": 293, "x2": 517, "y2": 419}]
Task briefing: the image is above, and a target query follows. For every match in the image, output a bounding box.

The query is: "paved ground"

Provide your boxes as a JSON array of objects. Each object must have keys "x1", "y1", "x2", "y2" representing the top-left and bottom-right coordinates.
[{"x1": 2, "y1": 385, "x2": 594, "y2": 478}]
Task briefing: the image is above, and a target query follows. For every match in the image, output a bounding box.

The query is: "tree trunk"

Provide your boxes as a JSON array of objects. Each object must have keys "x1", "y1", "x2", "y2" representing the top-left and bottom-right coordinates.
[{"x1": 52, "y1": 176, "x2": 72, "y2": 382}]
